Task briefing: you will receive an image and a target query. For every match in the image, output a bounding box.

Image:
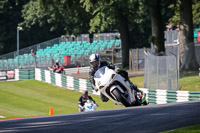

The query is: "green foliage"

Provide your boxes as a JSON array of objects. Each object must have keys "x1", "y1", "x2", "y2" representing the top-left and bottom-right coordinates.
[
  {"x1": 20, "y1": 1, "x2": 47, "y2": 29},
  {"x1": 193, "y1": 0, "x2": 200, "y2": 27},
  {"x1": 0, "y1": 0, "x2": 26, "y2": 54},
  {"x1": 0, "y1": 0, "x2": 66, "y2": 55},
  {"x1": 168, "y1": 0, "x2": 200, "y2": 28},
  {"x1": 167, "y1": 1, "x2": 180, "y2": 26},
  {"x1": 21, "y1": 0, "x2": 91, "y2": 35},
  {"x1": 81, "y1": 0, "x2": 149, "y2": 33},
  {"x1": 81, "y1": 0, "x2": 151, "y2": 49}
]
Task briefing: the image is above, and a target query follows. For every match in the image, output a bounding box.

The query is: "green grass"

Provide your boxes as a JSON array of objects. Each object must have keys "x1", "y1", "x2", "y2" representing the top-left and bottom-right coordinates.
[
  {"x1": 164, "y1": 123, "x2": 200, "y2": 133},
  {"x1": 130, "y1": 76, "x2": 145, "y2": 88},
  {"x1": 130, "y1": 74, "x2": 200, "y2": 91},
  {"x1": 179, "y1": 71, "x2": 200, "y2": 91},
  {"x1": 0, "y1": 71, "x2": 199, "y2": 121},
  {"x1": 0, "y1": 80, "x2": 123, "y2": 119}
]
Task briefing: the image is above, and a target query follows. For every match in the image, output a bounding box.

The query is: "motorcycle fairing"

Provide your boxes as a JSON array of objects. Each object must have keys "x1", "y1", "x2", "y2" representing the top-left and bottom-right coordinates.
[{"x1": 94, "y1": 66, "x2": 136, "y2": 105}]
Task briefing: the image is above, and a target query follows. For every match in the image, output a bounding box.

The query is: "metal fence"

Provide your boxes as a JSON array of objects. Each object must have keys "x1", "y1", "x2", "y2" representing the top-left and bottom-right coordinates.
[
  {"x1": 0, "y1": 37, "x2": 61, "y2": 60},
  {"x1": 164, "y1": 31, "x2": 179, "y2": 45},
  {"x1": 93, "y1": 33, "x2": 120, "y2": 41},
  {"x1": 129, "y1": 48, "x2": 151, "y2": 71},
  {"x1": 144, "y1": 51, "x2": 179, "y2": 90},
  {"x1": 0, "y1": 33, "x2": 123, "y2": 70},
  {"x1": 0, "y1": 55, "x2": 56, "y2": 70},
  {"x1": 60, "y1": 34, "x2": 90, "y2": 42}
]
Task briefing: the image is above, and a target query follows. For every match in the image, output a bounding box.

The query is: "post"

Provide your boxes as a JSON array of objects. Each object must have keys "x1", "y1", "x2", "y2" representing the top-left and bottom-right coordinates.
[
  {"x1": 199, "y1": 68, "x2": 200, "y2": 77},
  {"x1": 112, "y1": 48, "x2": 114, "y2": 64},
  {"x1": 136, "y1": 48, "x2": 139, "y2": 71},
  {"x1": 17, "y1": 27, "x2": 22, "y2": 68},
  {"x1": 17, "y1": 28, "x2": 19, "y2": 57},
  {"x1": 177, "y1": 38, "x2": 180, "y2": 90},
  {"x1": 129, "y1": 49, "x2": 132, "y2": 71}
]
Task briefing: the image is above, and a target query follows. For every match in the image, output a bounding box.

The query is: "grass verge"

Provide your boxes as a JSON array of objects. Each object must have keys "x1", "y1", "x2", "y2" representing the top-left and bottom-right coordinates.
[
  {"x1": 130, "y1": 73, "x2": 200, "y2": 91},
  {"x1": 0, "y1": 80, "x2": 123, "y2": 119},
  {"x1": 163, "y1": 123, "x2": 200, "y2": 133}
]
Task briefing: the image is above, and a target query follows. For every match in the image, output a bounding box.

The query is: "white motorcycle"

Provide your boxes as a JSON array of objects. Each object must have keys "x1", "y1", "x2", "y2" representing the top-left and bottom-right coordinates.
[
  {"x1": 94, "y1": 66, "x2": 148, "y2": 107},
  {"x1": 83, "y1": 100, "x2": 97, "y2": 112}
]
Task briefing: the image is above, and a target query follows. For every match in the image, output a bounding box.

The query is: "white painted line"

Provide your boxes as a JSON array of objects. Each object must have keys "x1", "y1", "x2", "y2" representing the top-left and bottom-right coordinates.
[{"x1": 0, "y1": 115, "x2": 6, "y2": 118}]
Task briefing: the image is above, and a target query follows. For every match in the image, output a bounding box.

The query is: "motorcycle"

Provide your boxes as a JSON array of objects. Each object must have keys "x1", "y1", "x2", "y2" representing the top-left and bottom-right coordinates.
[
  {"x1": 83, "y1": 99, "x2": 97, "y2": 112},
  {"x1": 48, "y1": 66, "x2": 65, "y2": 74},
  {"x1": 94, "y1": 66, "x2": 148, "y2": 107}
]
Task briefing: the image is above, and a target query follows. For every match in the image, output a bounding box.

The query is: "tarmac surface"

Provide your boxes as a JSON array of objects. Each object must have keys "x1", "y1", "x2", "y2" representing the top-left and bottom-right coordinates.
[
  {"x1": 67, "y1": 70, "x2": 144, "y2": 79},
  {"x1": 0, "y1": 101, "x2": 200, "y2": 133}
]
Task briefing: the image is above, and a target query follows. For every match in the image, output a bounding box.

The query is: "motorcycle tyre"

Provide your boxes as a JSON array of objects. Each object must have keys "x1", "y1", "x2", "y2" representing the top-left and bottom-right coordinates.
[
  {"x1": 112, "y1": 89, "x2": 131, "y2": 107},
  {"x1": 143, "y1": 101, "x2": 148, "y2": 105}
]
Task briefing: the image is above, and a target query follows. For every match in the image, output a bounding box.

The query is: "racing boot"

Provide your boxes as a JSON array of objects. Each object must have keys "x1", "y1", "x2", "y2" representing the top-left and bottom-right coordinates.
[
  {"x1": 128, "y1": 79, "x2": 140, "y2": 92},
  {"x1": 128, "y1": 80, "x2": 144, "y2": 101},
  {"x1": 100, "y1": 93, "x2": 109, "y2": 102}
]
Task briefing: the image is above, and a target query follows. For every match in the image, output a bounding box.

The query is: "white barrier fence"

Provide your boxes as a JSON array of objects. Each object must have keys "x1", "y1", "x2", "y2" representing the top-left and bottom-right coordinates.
[{"x1": 13, "y1": 68, "x2": 200, "y2": 104}]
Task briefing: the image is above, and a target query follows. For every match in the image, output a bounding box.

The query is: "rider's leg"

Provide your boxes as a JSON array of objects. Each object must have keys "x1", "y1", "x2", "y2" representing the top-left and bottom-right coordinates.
[
  {"x1": 117, "y1": 70, "x2": 140, "y2": 92},
  {"x1": 78, "y1": 107, "x2": 83, "y2": 112},
  {"x1": 117, "y1": 70, "x2": 143, "y2": 95},
  {"x1": 78, "y1": 105, "x2": 84, "y2": 112},
  {"x1": 100, "y1": 93, "x2": 109, "y2": 102},
  {"x1": 127, "y1": 79, "x2": 140, "y2": 92}
]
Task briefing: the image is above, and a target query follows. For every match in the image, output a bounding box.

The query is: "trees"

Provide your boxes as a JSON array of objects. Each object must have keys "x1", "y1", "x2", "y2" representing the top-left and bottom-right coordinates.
[
  {"x1": 148, "y1": 0, "x2": 165, "y2": 54},
  {"x1": 21, "y1": 0, "x2": 91, "y2": 35},
  {"x1": 1, "y1": 0, "x2": 197, "y2": 71},
  {"x1": 0, "y1": 0, "x2": 65, "y2": 55},
  {"x1": 193, "y1": 0, "x2": 200, "y2": 28},
  {"x1": 179, "y1": 0, "x2": 199, "y2": 70},
  {"x1": 81, "y1": 0, "x2": 151, "y2": 67},
  {"x1": 0, "y1": 0, "x2": 26, "y2": 55},
  {"x1": 168, "y1": 0, "x2": 200, "y2": 28},
  {"x1": 168, "y1": 0, "x2": 199, "y2": 70},
  {"x1": 81, "y1": 0, "x2": 130, "y2": 67}
]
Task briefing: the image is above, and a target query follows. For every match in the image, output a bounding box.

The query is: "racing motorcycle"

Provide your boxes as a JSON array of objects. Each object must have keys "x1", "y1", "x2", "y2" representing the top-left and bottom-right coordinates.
[
  {"x1": 94, "y1": 66, "x2": 148, "y2": 107},
  {"x1": 83, "y1": 99, "x2": 97, "y2": 112},
  {"x1": 48, "y1": 66, "x2": 65, "y2": 74}
]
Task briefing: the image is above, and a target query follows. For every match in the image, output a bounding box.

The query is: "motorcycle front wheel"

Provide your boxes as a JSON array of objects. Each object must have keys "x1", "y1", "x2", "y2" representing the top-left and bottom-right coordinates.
[{"x1": 112, "y1": 89, "x2": 131, "y2": 107}]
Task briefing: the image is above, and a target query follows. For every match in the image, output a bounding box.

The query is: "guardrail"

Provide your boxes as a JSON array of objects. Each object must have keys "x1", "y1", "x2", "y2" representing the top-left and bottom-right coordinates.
[{"x1": 13, "y1": 68, "x2": 200, "y2": 104}]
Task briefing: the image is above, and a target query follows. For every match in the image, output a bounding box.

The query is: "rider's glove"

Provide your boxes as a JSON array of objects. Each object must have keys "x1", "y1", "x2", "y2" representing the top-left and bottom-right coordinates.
[
  {"x1": 93, "y1": 86, "x2": 98, "y2": 92},
  {"x1": 115, "y1": 67, "x2": 120, "y2": 73},
  {"x1": 81, "y1": 106, "x2": 85, "y2": 110}
]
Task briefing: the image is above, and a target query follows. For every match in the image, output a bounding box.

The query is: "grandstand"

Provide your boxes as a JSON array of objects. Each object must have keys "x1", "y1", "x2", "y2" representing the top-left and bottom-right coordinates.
[
  {"x1": 1, "y1": 28, "x2": 199, "y2": 71},
  {"x1": 0, "y1": 33, "x2": 122, "y2": 70}
]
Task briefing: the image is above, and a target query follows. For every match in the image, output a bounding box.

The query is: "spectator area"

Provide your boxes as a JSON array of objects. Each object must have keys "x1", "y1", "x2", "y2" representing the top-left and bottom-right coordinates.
[{"x1": 0, "y1": 39, "x2": 121, "y2": 69}]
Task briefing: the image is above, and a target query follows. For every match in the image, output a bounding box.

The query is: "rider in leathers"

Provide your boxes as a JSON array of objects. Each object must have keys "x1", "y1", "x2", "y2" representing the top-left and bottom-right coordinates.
[
  {"x1": 89, "y1": 53, "x2": 141, "y2": 102},
  {"x1": 78, "y1": 90, "x2": 96, "y2": 112}
]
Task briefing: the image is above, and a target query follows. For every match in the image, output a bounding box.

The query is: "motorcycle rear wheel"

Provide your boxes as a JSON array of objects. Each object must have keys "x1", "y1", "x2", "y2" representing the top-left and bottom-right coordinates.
[{"x1": 112, "y1": 89, "x2": 131, "y2": 107}]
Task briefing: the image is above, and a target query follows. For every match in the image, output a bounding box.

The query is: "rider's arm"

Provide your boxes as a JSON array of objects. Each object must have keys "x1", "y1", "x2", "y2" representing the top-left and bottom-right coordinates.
[
  {"x1": 89, "y1": 68, "x2": 97, "y2": 90},
  {"x1": 101, "y1": 60, "x2": 116, "y2": 70},
  {"x1": 108, "y1": 62, "x2": 116, "y2": 70},
  {"x1": 78, "y1": 96, "x2": 84, "y2": 107},
  {"x1": 88, "y1": 96, "x2": 96, "y2": 104}
]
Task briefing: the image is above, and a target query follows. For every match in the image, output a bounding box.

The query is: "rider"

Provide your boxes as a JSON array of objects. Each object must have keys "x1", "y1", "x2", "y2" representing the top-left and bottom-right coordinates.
[
  {"x1": 54, "y1": 60, "x2": 64, "y2": 74},
  {"x1": 89, "y1": 53, "x2": 141, "y2": 102},
  {"x1": 78, "y1": 90, "x2": 96, "y2": 112}
]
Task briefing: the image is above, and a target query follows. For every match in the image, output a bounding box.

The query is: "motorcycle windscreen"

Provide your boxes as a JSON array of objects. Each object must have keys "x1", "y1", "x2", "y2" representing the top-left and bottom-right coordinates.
[
  {"x1": 94, "y1": 66, "x2": 115, "y2": 88},
  {"x1": 94, "y1": 66, "x2": 106, "y2": 78}
]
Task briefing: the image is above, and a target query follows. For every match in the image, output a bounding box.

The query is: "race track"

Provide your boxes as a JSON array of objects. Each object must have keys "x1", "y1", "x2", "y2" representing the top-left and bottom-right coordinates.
[{"x1": 0, "y1": 101, "x2": 200, "y2": 133}]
